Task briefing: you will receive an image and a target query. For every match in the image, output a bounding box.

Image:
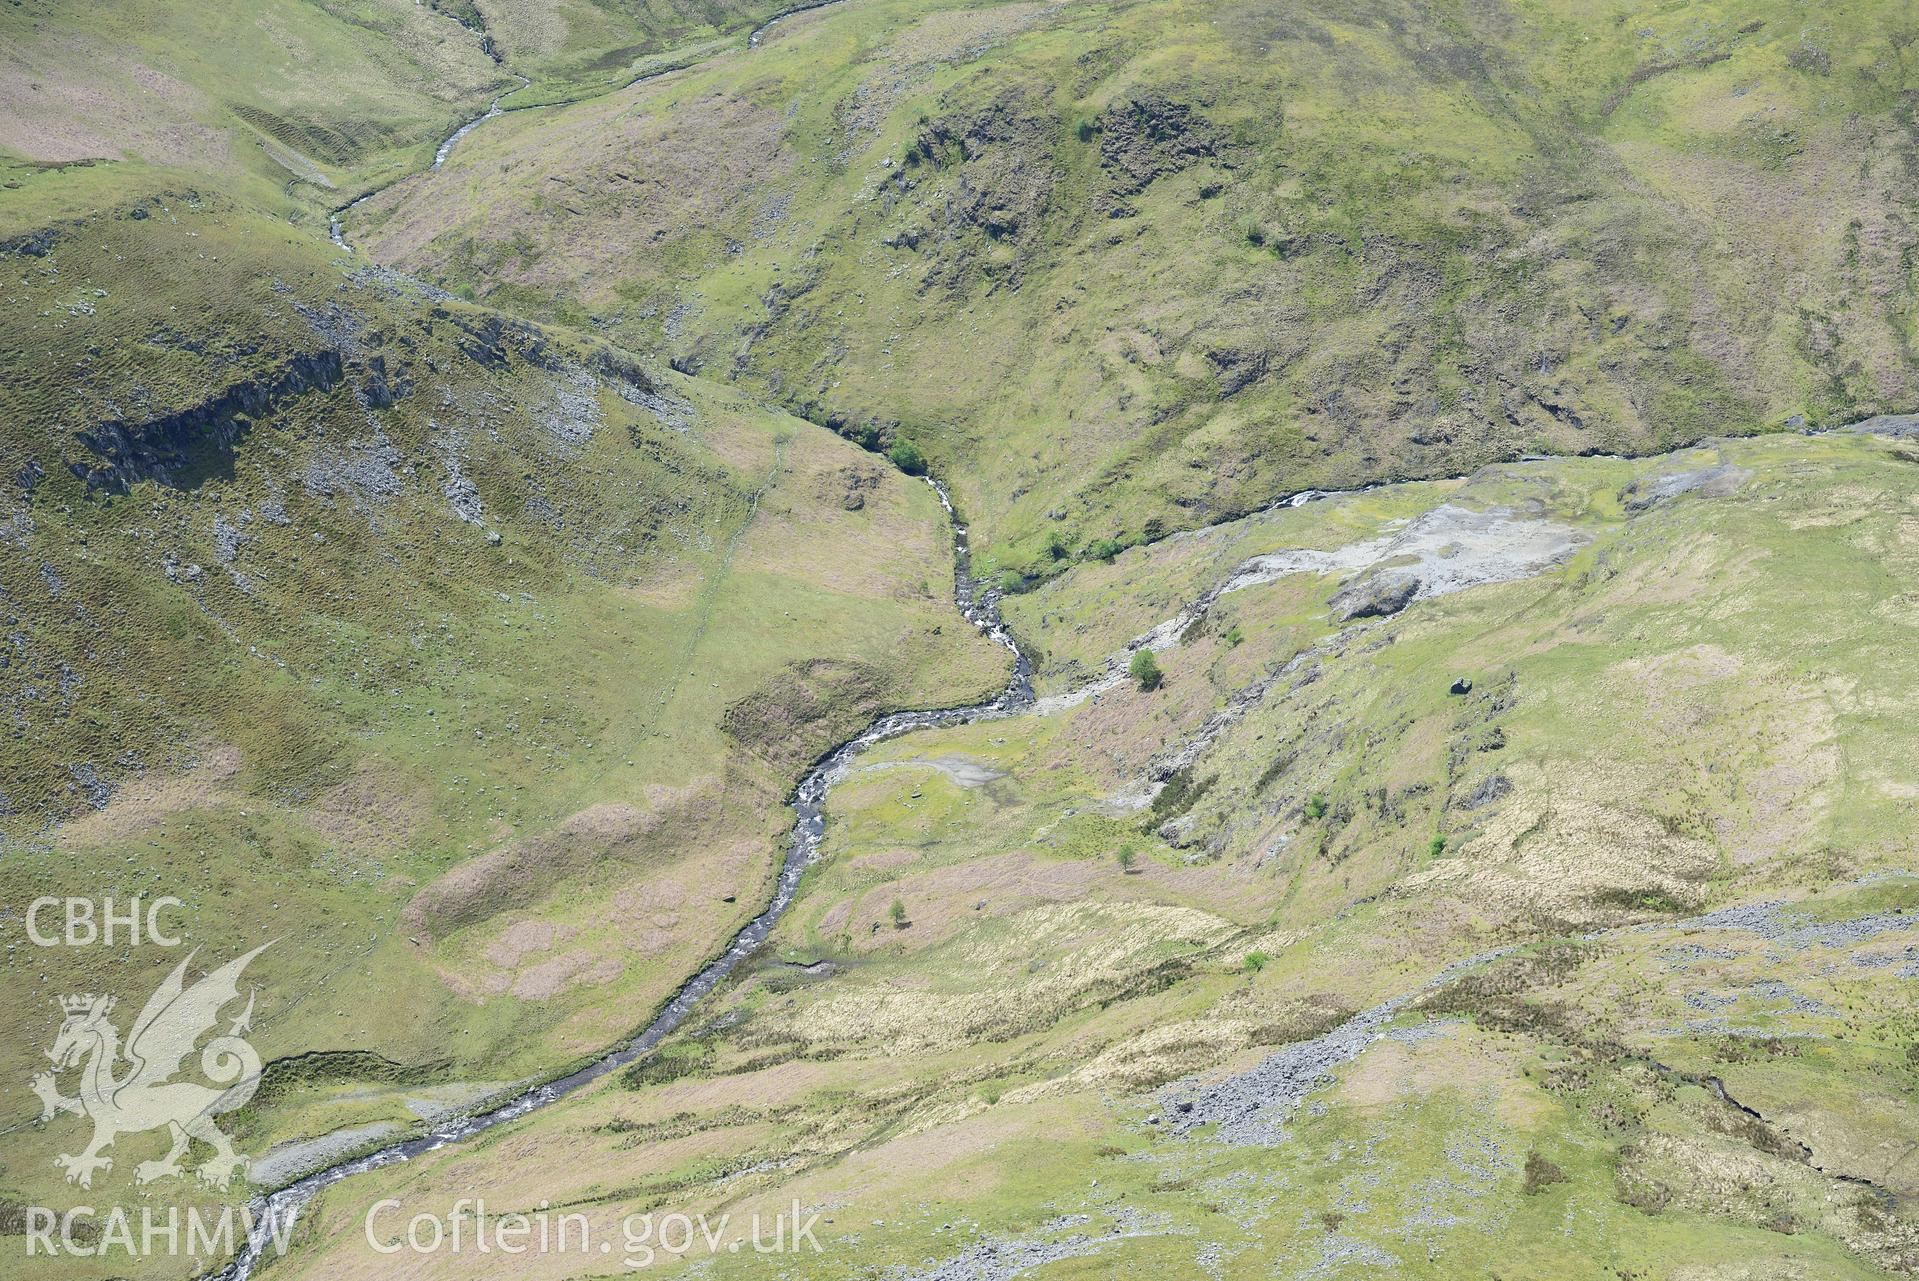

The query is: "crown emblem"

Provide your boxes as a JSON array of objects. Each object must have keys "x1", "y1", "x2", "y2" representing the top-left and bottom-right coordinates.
[{"x1": 34, "y1": 945, "x2": 270, "y2": 1192}]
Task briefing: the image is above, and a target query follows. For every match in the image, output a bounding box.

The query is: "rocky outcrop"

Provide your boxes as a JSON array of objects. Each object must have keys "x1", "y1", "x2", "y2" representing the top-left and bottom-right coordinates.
[
  {"x1": 1330, "y1": 570, "x2": 1420, "y2": 620},
  {"x1": 907, "y1": 92, "x2": 1063, "y2": 290},
  {"x1": 1842, "y1": 412, "x2": 1919, "y2": 439},
  {"x1": 1097, "y1": 93, "x2": 1218, "y2": 199},
  {"x1": 67, "y1": 348, "x2": 346, "y2": 493},
  {"x1": 1620, "y1": 464, "x2": 1750, "y2": 512},
  {"x1": 0, "y1": 227, "x2": 59, "y2": 259},
  {"x1": 441, "y1": 309, "x2": 550, "y2": 368},
  {"x1": 1205, "y1": 344, "x2": 1271, "y2": 398},
  {"x1": 59, "y1": 304, "x2": 651, "y2": 495}
]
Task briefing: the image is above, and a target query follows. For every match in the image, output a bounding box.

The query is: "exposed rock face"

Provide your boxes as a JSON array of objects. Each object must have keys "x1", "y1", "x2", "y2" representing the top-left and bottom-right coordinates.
[
  {"x1": 825, "y1": 463, "x2": 882, "y2": 511},
  {"x1": 444, "y1": 309, "x2": 551, "y2": 368},
  {"x1": 67, "y1": 348, "x2": 346, "y2": 492},
  {"x1": 587, "y1": 345, "x2": 669, "y2": 403},
  {"x1": 1330, "y1": 571, "x2": 1420, "y2": 620},
  {"x1": 1620, "y1": 465, "x2": 1750, "y2": 512},
  {"x1": 1456, "y1": 772, "x2": 1513, "y2": 811},
  {"x1": 1845, "y1": 413, "x2": 1919, "y2": 439},
  {"x1": 54, "y1": 295, "x2": 668, "y2": 500},
  {"x1": 355, "y1": 352, "x2": 406, "y2": 408},
  {"x1": 1097, "y1": 93, "x2": 1218, "y2": 199},
  {"x1": 908, "y1": 92, "x2": 1063, "y2": 290},
  {"x1": 0, "y1": 227, "x2": 58, "y2": 258},
  {"x1": 1205, "y1": 344, "x2": 1271, "y2": 398}
]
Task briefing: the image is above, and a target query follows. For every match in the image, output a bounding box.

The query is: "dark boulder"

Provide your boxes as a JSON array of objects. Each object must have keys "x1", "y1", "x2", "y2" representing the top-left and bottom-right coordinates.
[{"x1": 1330, "y1": 571, "x2": 1419, "y2": 621}]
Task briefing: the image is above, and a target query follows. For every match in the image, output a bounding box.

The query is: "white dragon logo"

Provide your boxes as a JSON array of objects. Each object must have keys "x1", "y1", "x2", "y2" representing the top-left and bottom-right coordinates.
[{"x1": 31, "y1": 944, "x2": 269, "y2": 1190}]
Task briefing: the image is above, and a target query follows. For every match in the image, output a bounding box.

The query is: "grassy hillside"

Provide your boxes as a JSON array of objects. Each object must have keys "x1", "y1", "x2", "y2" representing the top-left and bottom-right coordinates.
[
  {"x1": 0, "y1": 0, "x2": 505, "y2": 214},
  {"x1": 1, "y1": 1, "x2": 1916, "y2": 1278},
  {"x1": 457, "y1": 0, "x2": 793, "y2": 105},
  {"x1": 0, "y1": 0, "x2": 796, "y2": 228},
  {"x1": 347, "y1": 0, "x2": 1919, "y2": 569},
  {"x1": 0, "y1": 199, "x2": 1006, "y2": 1270},
  {"x1": 274, "y1": 427, "x2": 1919, "y2": 1281}
]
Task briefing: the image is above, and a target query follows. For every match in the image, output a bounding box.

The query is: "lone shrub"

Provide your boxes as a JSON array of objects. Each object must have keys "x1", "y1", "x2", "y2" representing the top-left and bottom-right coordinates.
[
  {"x1": 1129, "y1": 649, "x2": 1163, "y2": 691},
  {"x1": 888, "y1": 898, "x2": 908, "y2": 929},
  {"x1": 888, "y1": 439, "x2": 927, "y2": 475}
]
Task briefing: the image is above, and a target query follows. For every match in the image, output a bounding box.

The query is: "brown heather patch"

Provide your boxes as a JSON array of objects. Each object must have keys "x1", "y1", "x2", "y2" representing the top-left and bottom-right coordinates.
[
  {"x1": 53, "y1": 742, "x2": 244, "y2": 845},
  {"x1": 401, "y1": 782, "x2": 722, "y2": 939},
  {"x1": 358, "y1": 78, "x2": 791, "y2": 307}
]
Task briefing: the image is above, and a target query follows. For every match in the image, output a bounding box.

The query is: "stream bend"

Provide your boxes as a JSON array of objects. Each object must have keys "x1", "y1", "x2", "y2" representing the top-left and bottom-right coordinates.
[{"x1": 209, "y1": 477, "x2": 1030, "y2": 1280}]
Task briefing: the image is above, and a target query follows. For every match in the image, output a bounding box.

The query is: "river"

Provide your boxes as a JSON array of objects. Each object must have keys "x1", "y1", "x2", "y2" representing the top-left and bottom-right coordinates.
[{"x1": 208, "y1": 477, "x2": 1030, "y2": 1280}]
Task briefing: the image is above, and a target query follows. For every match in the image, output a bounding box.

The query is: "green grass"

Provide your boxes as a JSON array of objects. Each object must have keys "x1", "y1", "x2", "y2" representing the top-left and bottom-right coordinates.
[{"x1": 0, "y1": 0, "x2": 505, "y2": 220}]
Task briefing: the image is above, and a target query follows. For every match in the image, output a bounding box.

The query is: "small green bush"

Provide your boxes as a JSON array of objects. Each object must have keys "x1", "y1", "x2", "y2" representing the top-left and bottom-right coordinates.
[
  {"x1": 888, "y1": 898, "x2": 908, "y2": 928},
  {"x1": 1304, "y1": 793, "x2": 1328, "y2": 820},
  {"x1": 1243, "y1": 951, "x2": 1269, "y2": 974},
  {"x1": 888, "y1": 439, "x2": 927, "y2": 475},
  {"x1": 1129, "y1": 649, "x2": 1163, "y2": 691}
]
